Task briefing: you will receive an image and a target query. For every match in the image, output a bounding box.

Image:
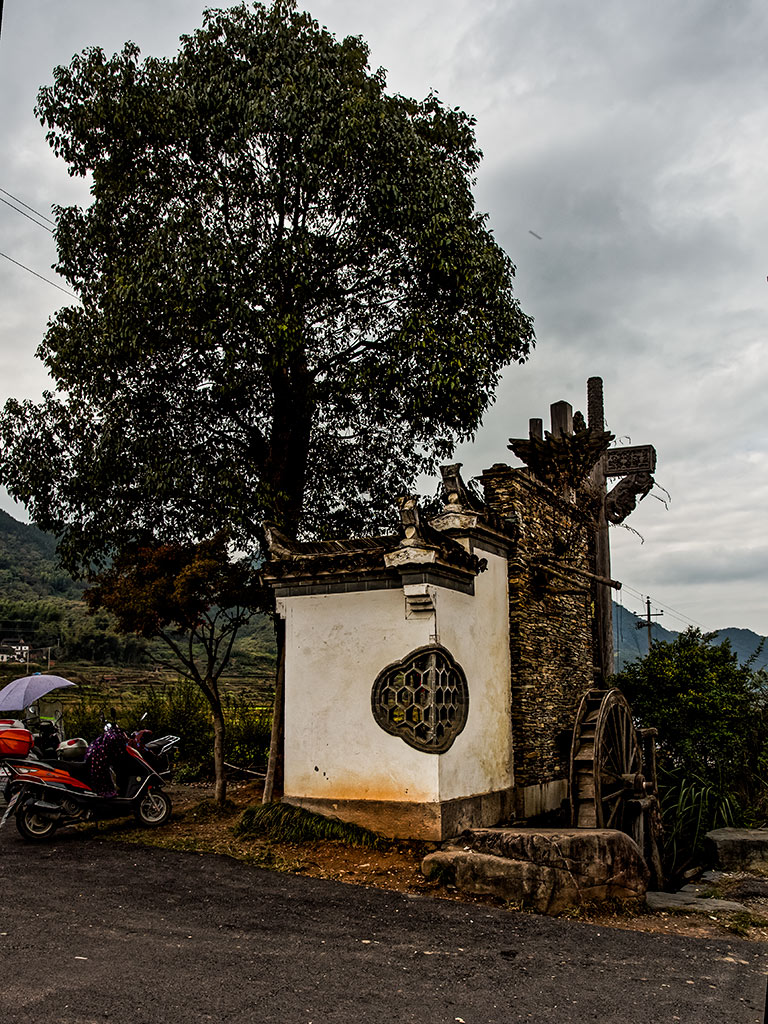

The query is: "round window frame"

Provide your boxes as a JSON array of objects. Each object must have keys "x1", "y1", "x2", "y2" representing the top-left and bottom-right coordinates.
[{"x1": 370, "y1": 644, "x2": 469, "y2": 754}]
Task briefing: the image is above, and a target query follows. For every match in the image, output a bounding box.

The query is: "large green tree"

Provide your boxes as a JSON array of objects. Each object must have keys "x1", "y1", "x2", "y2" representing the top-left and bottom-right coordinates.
[{"x1": 0, "y1": 1, "x2": 533, "y2": 800}]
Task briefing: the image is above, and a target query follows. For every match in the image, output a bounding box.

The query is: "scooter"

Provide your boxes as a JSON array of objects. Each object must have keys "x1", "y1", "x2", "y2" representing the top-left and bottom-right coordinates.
[
  {"x1": 129, "y1": 722, "x2": 180, "y2": 780},
  {"x1": 0, "y1": 724, "x2": 172, "y2": 841}
]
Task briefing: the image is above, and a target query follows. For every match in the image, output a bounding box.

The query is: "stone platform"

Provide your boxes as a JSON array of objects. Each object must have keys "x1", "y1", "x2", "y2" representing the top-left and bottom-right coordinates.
[
  {"x1": 705, "y1": 828, "x2": 768, "y2": 871},
  {"x1": 421, "y1": 827, "x2": 649, "y2": 914}
]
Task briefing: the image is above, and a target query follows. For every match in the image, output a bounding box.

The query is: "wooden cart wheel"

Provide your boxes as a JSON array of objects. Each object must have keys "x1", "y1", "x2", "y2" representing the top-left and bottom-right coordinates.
[{"x1": 570, "y1": 688, "x2": 643, "y2": 831}]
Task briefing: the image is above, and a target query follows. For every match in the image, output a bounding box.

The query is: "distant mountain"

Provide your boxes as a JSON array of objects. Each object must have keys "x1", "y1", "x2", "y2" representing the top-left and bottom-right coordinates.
[
  {"x1": 0, "y1": 510, "x2": 83, "y2": 600},
  {"x1": 613, "y1": 600, "x2": 767, "y2": 672},
  {"x1": 712, "y1": 627, "x2": 768, "y2": 668}
]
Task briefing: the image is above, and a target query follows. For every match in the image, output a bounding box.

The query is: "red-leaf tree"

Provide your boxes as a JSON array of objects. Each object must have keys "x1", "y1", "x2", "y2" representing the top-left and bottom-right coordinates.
[{"x1": 86, "y1": 533, "x2": 263, "y2": 802}]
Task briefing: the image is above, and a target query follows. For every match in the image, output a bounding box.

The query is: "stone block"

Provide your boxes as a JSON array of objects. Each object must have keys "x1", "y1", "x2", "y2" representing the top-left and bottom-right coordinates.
[
  {"x1": 705, "y1": 828, "x2": 768, "y2": 871},
  {"x1": 645, "y1": 891, "x2": 747, "y2": 915},
  {"x1": 422, "y1": 827, "x2": 648, "y2": 914}
]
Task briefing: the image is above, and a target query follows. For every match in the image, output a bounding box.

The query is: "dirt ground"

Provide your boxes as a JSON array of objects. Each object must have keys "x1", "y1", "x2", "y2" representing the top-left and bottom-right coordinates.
[{"x1": 90, "y1": 780, "x2": 768, "y2": 943}]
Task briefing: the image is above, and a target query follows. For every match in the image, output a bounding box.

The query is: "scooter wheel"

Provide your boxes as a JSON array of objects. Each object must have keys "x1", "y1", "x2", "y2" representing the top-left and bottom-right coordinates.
[
  {"x1": 16, "y1": 805, "x2": 58, "y2": 842},
  {"x1": 135, "y1": 789, "x2": 172, "y2": 827}
]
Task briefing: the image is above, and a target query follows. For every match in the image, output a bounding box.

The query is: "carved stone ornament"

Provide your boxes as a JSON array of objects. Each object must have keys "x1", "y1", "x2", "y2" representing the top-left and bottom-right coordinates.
[
  {"x1": 605, "y1": 471, "x2": 654, "y2": 524},
  {"x1": 371, "y1": 645, "x2": 469, "y2": 754}
]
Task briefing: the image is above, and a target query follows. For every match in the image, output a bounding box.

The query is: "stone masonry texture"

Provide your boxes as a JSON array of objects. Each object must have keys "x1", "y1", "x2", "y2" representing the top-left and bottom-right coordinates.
[{"x1": 480, "y1": 465, "x2": 597, "y2": 793}]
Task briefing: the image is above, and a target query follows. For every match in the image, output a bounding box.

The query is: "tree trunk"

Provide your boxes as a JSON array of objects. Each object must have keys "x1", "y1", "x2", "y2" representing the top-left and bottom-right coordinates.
[
  {"x1": 263, "y1": 615, "x2": 285, "y2": 804},
  {"x1": 260, "y1": 346, "x2": 313, "y2": 802},
  {"x1": 263, "y1": 353, "x2": 314, "y2": 538},
  {"x1": 209, "y1": 686, "x2": 227, "y2": 805}
]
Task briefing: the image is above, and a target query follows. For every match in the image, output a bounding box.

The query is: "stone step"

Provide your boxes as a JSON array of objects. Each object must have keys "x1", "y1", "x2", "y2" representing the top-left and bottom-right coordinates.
[
  {"x1": 645, "y1": 890, "x2": 748, "y2": 915},
  {"x1": 705, "y1": 828, "x2": 768, "y2": 871},
  {"x1": 421, "y1": 827, "x2": 648, "y2": 914}
]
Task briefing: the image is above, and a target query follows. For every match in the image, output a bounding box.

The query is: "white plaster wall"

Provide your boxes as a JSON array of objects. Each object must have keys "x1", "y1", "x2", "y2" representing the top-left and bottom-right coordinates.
[
  {"x1": 281, "y1": 588, "x2": 441, "y2": 804},
  {"x1": 433, "y1": 549, "x2": 514, "y2": 802},
  {"x1": 281, "y1": 547, "x2": 513, "y2": 808}
]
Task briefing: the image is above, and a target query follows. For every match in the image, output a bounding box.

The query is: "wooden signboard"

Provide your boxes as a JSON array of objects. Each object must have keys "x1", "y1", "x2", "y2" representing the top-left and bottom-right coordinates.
[{"x1": 605, "y1": 444, "x2": 656, "y2": 478}]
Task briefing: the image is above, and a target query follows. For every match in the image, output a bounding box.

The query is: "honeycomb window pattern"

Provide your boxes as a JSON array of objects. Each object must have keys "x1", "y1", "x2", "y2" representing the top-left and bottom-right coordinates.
[{"x1": 371, "y1": 646, "x2": 469, "y2": 753}]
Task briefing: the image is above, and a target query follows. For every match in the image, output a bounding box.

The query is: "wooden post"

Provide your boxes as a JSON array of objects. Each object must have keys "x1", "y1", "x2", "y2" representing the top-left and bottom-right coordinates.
[
  {"x1": 588, "y1": 377, "x2": 614, "y2": 681},
  {"x1": 550, "y1": 401, "x2": 573, "y2": 437}
]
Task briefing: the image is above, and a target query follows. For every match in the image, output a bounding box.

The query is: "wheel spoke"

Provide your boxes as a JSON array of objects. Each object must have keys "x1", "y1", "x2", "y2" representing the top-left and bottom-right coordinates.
[
  {"x1": 602, "y1": 789, "x2": 624, "y2": 804},
  {"x1": 605, "y1": 800, "x2": 622, "y2": 828}
]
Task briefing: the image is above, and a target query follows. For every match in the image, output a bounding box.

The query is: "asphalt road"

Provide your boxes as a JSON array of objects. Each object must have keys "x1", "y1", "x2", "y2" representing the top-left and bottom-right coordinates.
[{"x1": 0, "y1": 827, "x2": 766, "y2": 1024}]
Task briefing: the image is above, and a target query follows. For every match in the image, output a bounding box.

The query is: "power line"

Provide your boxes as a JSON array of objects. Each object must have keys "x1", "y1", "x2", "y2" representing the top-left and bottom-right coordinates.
[
  {"x1": 0, "y1": 194, "x2": 54, "y2": 233},
  {"x1": 620, "y1": 582, "x2": 703, "y2": 630},
  {"x1": 0, "y1": 187, "x2": 56, "y2": 227},
  {"x1": 0, "y1": 250, "x2": 77, "y2": 298}
]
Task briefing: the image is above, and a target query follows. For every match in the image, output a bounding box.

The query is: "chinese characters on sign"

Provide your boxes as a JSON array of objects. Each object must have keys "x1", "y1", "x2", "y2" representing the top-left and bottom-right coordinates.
[{"x1": 604, "y1": 445, "x2": 657, "y2": 478}]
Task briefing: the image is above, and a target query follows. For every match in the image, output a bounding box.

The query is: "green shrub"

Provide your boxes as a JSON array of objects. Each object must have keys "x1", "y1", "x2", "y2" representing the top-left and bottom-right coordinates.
[
  {"x1": 223, "y1": 692, "x2": 272, "y2": 769},
  {"x1": 57, "y1": 681, "x2": 272, "y2": 780},
  {"x1": 133, "y1": 681, "x2": 272, "y2": 779},
  {"x1": 64, "y1": 693, "x2": 129, "y2": 739}
]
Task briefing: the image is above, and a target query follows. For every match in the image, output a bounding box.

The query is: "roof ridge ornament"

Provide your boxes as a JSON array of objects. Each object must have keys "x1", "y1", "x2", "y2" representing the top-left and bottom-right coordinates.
[
  {"x1": 439, "y1": 464, "x2": 486, "y2": 514},
  {"x1": 396, "y1": 494, "x2": 429, "y2": 547}
]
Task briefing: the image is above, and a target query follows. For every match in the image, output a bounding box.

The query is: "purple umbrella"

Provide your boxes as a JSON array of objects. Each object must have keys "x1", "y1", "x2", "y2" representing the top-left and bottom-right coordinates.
[{"x1": 0, "y1": 674, "x2": 76, "y2": 713}]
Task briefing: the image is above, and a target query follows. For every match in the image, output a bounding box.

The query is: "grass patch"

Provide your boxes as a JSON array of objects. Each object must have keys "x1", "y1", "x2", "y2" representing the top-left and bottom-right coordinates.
[
  {"x1": 556, "y1": 897, "x2": 649, "y2": 920},
  {"x1": 725, "y1": 910, "x2": 768, "y2": 936},
  {"x1": 235, "y1": 801, "x2": 388, "y2": 850}
]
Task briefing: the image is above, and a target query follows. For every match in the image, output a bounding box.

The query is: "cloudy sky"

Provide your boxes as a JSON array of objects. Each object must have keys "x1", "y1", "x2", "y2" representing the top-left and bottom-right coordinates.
[{"x1": 1, "y1": 1, "x2": 766, "y2": 635}]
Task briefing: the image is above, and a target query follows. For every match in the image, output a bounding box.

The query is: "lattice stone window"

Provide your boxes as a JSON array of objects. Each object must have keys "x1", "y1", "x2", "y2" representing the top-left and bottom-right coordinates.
[{"x1": 371, "y1": 646, "x2": 469, "y2": 753}]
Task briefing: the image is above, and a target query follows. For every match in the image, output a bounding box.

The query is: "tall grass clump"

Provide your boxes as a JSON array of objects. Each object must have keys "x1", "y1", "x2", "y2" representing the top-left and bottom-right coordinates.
[
  {"x1": 658, "y1": 768, "x2": 738, "y2": 878},
  {"x1": 235, "y1": 802, "x2": 387, "y2": 849}
]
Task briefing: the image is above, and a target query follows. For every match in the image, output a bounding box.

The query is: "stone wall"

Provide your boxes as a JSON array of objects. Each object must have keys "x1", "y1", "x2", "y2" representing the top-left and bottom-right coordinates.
[{"x1": 480, "y1": 464, "x2": 596, "y2": 800}]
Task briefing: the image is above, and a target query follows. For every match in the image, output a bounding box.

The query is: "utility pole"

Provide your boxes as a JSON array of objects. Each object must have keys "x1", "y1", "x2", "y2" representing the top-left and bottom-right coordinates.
[{"x1": 636, "y1": 596, "x2": 663, "y2": 653}]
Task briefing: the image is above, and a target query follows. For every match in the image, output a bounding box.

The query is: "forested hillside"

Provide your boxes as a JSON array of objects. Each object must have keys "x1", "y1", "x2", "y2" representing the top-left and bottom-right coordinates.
[
  {"x1": 0, "y1": 509, "x2": 83, "y2": 600},
  {"x1": 0, "y1": 511, "x2": 275, "y2": 680}
]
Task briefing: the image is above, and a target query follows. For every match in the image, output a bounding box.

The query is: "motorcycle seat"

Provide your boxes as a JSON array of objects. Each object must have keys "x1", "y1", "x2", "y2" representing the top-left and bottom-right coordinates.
[{"x1": 49, "y1": 759, "x2": 93, "y2": 785}]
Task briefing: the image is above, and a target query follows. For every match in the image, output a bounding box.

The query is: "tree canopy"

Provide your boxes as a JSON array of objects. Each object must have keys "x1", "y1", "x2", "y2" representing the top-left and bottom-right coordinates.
[
  {"x1": 0, "y1": 0, "x2": 533, "y2": 574},
  {"x1": 615, "y1": 627, "x2": 766, "y2": 785}
]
